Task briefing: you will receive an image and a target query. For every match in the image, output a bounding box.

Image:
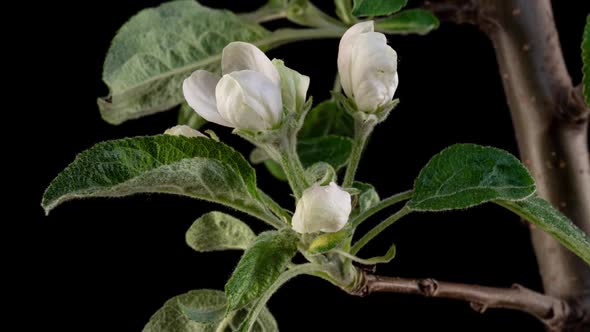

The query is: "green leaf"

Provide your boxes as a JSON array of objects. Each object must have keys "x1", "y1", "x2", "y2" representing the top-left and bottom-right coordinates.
[
  {"x1": 351, "y1": 181, "x2": 380, "y2": 218},
  {"x1": 376, "y1": 9, "x2": 440, "y2": 35},
  {"x1": 363, "y1": 243, "x2": 396, "y2": 264},
  {"x1": 582, "y1": 15, "x2": 590, "y2": 107},
  {"x1": 225, "y1": 230, "x2": 299, "y2": 311},
  {"x1": 352, "y1": 0, "x2": 407, "y2": 17},
  {"x1": 228, "y1": 305, "x2": 278, "y2": 332},
  {"x1": 143, "y1": 289, "x2": 277, "y2": 332},
  {"x1": 496, "y1": 195, "x2": 590, "y2": 264},
  {"x1": 99, "y1": 1, "x2": 271, "y2": 124},
  {"x1": 142, "y1": 289, "x2": 225, "y2": 332},
  {"x1": 342, "y1": 242, "x2": 397, "y2": 265},
  {"x1": 298, "y1": 135, "x2": 353, "y2": 169},
  {"x1": 263, "y1": 160, "x2": 288, "y2": 181},
  {"x1": 299, "y1": 100, "x2": 354, "y2": 138},
  {"x1": 42, "y1": 136, "x2": 274, "y2": 224},
  {"x1": 409, "y1": 144, "x2": 536, "y2": 211},
  {"x1": 234, "y1": 264, "x2": 318, "y2": 332},
  {"x1": 186, "y1": 212, "x2": 256, "y2": 252},
  {"x1": 180, "y1": 303, "x2": 225, "y2": 325},
  {"x1": 178, "y1": 103, "x2": 207, "y2": 130}
]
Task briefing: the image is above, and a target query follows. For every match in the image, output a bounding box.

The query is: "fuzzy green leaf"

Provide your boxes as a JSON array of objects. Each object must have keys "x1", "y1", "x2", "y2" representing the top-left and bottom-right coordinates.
[
  {"x1": 99, "y1": 1, "x2": 270, "y2": 124},
  {"x1": 186, "y1": 212, "x2": 256, "y2": 252},
  {"x1": 229, "y1": 306, "x2": 278, "y2": 332},
  {"x1": 42, "y1": 136, "x2": 272, "y2": 222},
  {"x1": 496, "y1": 195, "x2": 590, "y2": 264},
  {"x1": 143, "y1": 289, "x2": 277, "y2": 332},
  {"x1": 409, "y1": 144, "x2": 536, "y2": 211},
  {"x1": 299, "y1": 100, "x2": 354, "y2": 138},
  {"x1": 363, "y1": 243, "x2": 397, "y2": 264},
  {"x1": 298, "y1": 135, "x2": 353, "y2": 169},
  {"x1": 143, "y1": 289, "x2": 225, "y2": 332},
  {"x1": 263, "y1": 159, "x2": 289, "y2": 181},
  {"x1": 583, "y1": 15, "x2": 590, "y2": 106},
  {"x1": 225, "y1": 230, "x2": 299, "y2": 311},
  {"x1": 351, "y1": 181, "x2": 380, "y2": 218},
  {"x1": 352, "y1": 0, "x2": 407, "y2": 17},
  {"x1": 376, "y1": 9, "x2": 440, "y2": 35}
]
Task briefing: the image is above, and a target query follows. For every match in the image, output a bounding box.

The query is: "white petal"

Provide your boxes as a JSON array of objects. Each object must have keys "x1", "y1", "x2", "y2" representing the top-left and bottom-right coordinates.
[
  {"x1": 183, "y1": 70, "x2": 232, "y2": 127},
  {"x1": 215, "y1": 70, "x2": 283, "y2": 131},
  {"x1": 222, "y1": 42, "x2": 280, "y2": 85},
  {"x1": 319, "y1": 183, "x2": 352, "y2": 232},
  {"x1": 164, "y1": 125, "x2": 206, "y2": 138},
  {"x1": 338, "y1": 21, "x2": 374, "y2": 99},
  {"x1": 291, "y1": 199, "x2": 308, "y2": 233},
  {"x1": 350, "y1": 32, "x2": 397, "y2": 112},
  {"x1": 354, "y1": 78, "x2": 394, "y2": 113}
]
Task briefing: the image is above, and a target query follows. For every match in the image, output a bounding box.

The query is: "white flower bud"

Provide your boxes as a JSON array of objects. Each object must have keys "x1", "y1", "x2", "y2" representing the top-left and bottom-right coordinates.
[
  {"x1": 292, "y1": 182, "x2": 352, "y2": 234},
  {"x1": 338, "y1": 21, "x2": 398, "y2": 113},
  {"x1": 183, "y1": 42, "x2": 283, "y2": 131},
  {"x1": 164, "y1": 125, "x2": 206, "y2": 138}
]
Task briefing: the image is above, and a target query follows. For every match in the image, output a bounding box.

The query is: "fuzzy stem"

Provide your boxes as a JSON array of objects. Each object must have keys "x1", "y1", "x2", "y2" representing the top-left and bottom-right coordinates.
[{"x1": 351, "y1": 205, "x2": 411, "y2": 255}]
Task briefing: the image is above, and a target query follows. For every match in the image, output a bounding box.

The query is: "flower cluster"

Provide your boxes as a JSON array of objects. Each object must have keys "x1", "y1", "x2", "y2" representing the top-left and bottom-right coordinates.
[{"x1": 182, "y1": 22, "x2": 398, "y2": 234}]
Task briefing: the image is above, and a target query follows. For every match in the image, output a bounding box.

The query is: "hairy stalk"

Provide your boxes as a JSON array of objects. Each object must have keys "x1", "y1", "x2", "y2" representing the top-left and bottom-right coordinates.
[
  {"x1": 351, "y1": 190, "x2": 413, "y2": 228},
  {"x1": 262, "y1": 27, "x2": 345, "y2": 50},
  {"x1": 351, "y1": 205, "x2": 411, "y2": 255},
  {"x1": 239, "y1": 263, "x2": 324, "y2": 332},
  {"x1": 342, "y1": 121, "x2": 374, "y2": 188},
  {"x1": 240, "y1": 7, "x2": 286, "y2": 24},
  {"x1": 278, "y1": 135, "x2": 309, "y2": 199},
  {"x1": 334, "y1": 0, "x2": 355, "y2": 25}
]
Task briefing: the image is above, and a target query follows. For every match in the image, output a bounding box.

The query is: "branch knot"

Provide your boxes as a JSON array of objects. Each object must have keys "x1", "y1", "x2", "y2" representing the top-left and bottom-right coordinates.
[{"x1": 417, "y1": 278, "x2": 439, "y2": 297}]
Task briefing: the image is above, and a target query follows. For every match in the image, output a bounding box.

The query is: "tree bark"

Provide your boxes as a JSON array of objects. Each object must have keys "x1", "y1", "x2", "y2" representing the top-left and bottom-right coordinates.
[
  {"x1": 351, "y1": 271, "x2": 582, "y2": 330},
  {"x1": 426, "y1": 0, "x2": 590, "y2": 330}
]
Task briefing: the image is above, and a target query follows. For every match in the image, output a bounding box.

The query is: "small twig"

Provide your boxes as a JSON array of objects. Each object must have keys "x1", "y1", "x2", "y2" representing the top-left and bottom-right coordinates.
[{"x1": 349, "y1": 271, "x2": 588, "y2": 330}]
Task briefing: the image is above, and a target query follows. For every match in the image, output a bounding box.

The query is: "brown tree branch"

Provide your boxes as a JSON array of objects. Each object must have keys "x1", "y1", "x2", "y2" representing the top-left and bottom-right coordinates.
[
  {"x1": 420, "y1": 1, "x2": 590, "y2": 330},
  {"x1": 349, "y1": 271, "x2": 587, "y2": 331}
]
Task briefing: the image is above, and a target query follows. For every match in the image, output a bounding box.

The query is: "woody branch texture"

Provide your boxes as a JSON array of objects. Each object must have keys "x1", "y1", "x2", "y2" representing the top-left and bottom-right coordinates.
[{"x1": 355, "y1": 0, "x2": 590, "y2": 331}]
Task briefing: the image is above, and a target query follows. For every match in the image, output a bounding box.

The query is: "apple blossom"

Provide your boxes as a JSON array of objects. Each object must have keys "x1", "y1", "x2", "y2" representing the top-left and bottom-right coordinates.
[{"x1": 183, "y1": 42, "x2": 283, "y2": 131}]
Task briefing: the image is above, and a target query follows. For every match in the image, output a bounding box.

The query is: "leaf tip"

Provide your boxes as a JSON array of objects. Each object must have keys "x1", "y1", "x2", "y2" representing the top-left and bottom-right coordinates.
[{"x1": 97, "y1": 97, "x2": 123, "y2": 125}]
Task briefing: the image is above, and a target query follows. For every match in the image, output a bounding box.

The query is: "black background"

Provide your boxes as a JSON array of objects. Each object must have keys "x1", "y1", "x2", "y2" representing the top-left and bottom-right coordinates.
[{"x1": 17, "y1": 1, "x2": 589, "y2": 331}]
